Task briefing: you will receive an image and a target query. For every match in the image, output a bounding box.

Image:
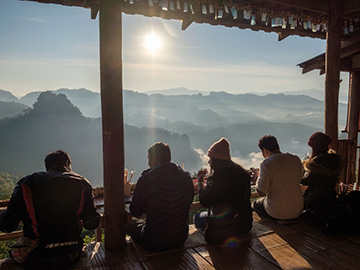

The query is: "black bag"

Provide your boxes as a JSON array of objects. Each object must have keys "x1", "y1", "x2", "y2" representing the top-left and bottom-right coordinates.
[{"x1": 322, "y1": 191, "x2": 360, "y2": 235}]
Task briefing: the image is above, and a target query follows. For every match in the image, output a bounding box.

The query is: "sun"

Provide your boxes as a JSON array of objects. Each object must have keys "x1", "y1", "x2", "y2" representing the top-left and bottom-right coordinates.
[{"x1": 144, "y1": 33, "x2": 163, "y2": 53}]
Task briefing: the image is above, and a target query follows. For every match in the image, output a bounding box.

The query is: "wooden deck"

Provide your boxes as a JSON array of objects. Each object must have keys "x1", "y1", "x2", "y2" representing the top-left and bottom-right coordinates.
[{"x1": 86, "y1": 211, "x2": 360, "y2": 270}]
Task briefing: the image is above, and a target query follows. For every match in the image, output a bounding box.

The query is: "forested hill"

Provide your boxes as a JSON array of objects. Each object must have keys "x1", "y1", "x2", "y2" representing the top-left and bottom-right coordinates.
[
  {"x1": 0, "y1": 92, "x2": 201, "y2": 186},
  {"x1": 0, "y1": 172, "x2": 23, "y2": 199},
  {"x1": 0, "y1": 101, "x2": 28, "y2": 119}
]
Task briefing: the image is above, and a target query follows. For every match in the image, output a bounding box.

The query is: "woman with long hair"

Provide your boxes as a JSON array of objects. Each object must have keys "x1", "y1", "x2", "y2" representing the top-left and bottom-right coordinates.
[{"x1": 302, "y1": 132, "x2": 341, "y2": 220}]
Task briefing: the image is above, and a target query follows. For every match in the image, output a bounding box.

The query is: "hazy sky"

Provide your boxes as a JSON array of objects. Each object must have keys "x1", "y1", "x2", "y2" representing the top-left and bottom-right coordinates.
[{"x1": 0, "y1": 0, "x2": 350, "y2": 97}]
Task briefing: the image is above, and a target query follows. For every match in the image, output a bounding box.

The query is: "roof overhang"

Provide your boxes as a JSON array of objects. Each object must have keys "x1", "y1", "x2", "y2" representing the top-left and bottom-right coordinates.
[
  {"x1": 298, "y1": 33, "x2": 360, "y2": 74},
  {"x1": 22, "y1": 0, "x2": 360, "y2": 41}
]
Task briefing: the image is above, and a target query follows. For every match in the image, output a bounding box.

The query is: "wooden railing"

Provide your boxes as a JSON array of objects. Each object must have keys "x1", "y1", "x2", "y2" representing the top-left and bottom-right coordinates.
[
  {"x1": 0, "y1": 199, "x2": 22, "y2": 241},
  {"x1": 0, "y1": 186, "x2": 261, "y2": 242}
]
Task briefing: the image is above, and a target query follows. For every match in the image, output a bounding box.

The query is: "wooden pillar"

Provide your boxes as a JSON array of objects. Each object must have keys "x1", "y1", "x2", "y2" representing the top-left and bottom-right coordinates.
[
  {"x1": 324, "y1": 0, "x2": 343, "y2": 151},
  {"x1": 347, "y1": 71, "x2": 360, "y2": 183},
  {"x1": 99, "y1": 0, "x2": 126, "y2": 249}
]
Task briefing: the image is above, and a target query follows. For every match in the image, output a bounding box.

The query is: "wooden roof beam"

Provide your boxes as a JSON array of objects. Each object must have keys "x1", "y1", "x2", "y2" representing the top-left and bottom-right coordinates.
[
  {"x1": 301, "y1": 52, "x2": 356, "y2": 74},
  {"x1": 299, "y1": 37, "x2": 360, "y2": 74},
  {"x1": 265, "y1": 0, "x2": 328, "y2": 14},
  {"x1": 318, "y1": 58, "x2": 353, "y2": 74},
  {"x1": 344, "y1": 0, "x2": 360, "y2": 15},
  {"x1": 278, "y1": 32, "x2": 290, "y2": 41},
  {"x1": 301, "y1": 61, "x2": 324, "y2": 74},
  {"x1": 340, "y1": 41, "x2": 360, "y2": 59},
  {"x1": 181, "y1": 17, "x2": 193, "y2": 30},
  {"x1": 340, "y1": 58, "x2": 353, "y2": 72},
  {"x1": 91, "y1": 5, "x2": 98, "y2": 19},
  {"x1": 88, "y1": 0, "x2": 99, "y2": 19},
  {"x1": 22, "y1": 0, "x2": 89, "y2": 7}
]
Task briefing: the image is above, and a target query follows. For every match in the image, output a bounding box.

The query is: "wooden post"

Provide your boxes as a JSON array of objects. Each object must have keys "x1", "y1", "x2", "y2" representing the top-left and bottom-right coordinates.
[
  {"x1": 324, "y1": 0, "x2": 343, "y2": 151},
  {"x1": 347, "y1": 71, "x2": 360, "y2": 183},
  {"x1": 99, "y1": 0, "x2": 126, "y2": 249}
]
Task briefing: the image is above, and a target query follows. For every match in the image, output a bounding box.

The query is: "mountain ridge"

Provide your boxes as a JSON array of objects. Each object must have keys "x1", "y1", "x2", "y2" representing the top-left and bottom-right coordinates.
[{"x1": 0, "y1": 87, "x2": 347, "y2": 130}]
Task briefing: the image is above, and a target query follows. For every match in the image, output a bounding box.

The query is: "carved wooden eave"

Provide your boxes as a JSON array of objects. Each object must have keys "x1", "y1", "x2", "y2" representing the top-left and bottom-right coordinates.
[{"x1": 22, "y1": 0, "x2": 360, "y2": 41}]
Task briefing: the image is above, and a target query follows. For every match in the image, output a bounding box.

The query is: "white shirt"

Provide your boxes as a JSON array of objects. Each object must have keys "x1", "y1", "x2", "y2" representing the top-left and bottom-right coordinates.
[{"x1": 256, "y1": 152, "x2": 304, "y2": 220}]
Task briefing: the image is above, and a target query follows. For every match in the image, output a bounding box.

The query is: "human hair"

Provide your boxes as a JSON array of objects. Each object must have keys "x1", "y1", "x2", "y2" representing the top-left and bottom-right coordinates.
[
  {"x1": 148, "y1": 142, "x2": 171, "y2": 164},
  {"x1": 44, "y1": 150, "x2": 71, "y2": 171},
  {"x1": 258, "y1": 135, "x2": 280, "y2": 152},
  {"x1": 308, "y1": 132, "x2": 331, "y2": 157}
]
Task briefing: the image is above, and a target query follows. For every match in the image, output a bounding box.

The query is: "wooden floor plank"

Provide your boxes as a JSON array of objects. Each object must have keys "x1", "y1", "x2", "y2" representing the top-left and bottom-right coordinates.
[
  {"x1": 340, "y1": 232, "x2": 360, "y2": 245},
  {"x1": 318, "y1": 241, "x2": 360, "y2": 269},
  {"x1": 85, "y1": 213, "x2": 360, "y2": 270},
  {"x1": 251, "y1": 232, "x2": 313, "y2": 269},
  {"x1": 287, "y1": 230, "x2": 348, "y2": 252},
  {"x1": 87, "y1": 242, "x2": 145, "y2": 270},
  {"x1": 194, "y1": 243, "x2": 280, "y2": 270},
  {"x1": 130, "y1": 224, "x2": 208, "y2": 259},
  {"x1": 276, "y1": 233, "x2": 350, "y2": 270},
  {"x1": 141, "y1": 249, "x2": 214, "y2": 270},
  {"x1": 256, "y1": 218, "x2": 310, "y2": 237}
]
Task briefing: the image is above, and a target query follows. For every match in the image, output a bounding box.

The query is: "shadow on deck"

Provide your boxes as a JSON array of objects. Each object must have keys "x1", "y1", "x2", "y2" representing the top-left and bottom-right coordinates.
[{"x1": 86, "y1": 212, "x2": 360, "y2": 270}]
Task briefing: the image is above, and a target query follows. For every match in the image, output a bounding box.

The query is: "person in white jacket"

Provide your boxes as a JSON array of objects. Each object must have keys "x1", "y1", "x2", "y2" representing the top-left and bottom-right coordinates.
[{"x1": 253, "y1": 135, "x2": 304, "y2": 220}]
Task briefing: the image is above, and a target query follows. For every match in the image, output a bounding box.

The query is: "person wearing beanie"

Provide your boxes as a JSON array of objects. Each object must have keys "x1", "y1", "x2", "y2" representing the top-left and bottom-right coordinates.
[
  {"x1": 207, "y1": 137, "x2": 231, "y2": 161},
  {"x1": 253, "y1": 135, "x2": 304, "y2": 220},
  {"x1": 307, "y1": 132, "x2": 332, "y2": 158},
  {"x1": 193, "y1": 137, "x2": 253, "y2": 245},
  {"x1": 302, "y1": 132, "x2": 341, "y2": 224}
]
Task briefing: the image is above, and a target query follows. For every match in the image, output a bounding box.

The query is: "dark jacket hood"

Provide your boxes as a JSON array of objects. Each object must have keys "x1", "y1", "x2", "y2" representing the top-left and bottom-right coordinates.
[{"x1": 303, "y1": 150, "x2": 342, "y2": 176}]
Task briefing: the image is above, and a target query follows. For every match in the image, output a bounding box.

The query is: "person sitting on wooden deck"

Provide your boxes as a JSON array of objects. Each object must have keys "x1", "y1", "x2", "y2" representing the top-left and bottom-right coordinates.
[
  {"x1": 302, "y1": 132, "x2": 341, "y2": 224},
  {"x1": 0, "y1": 150, "x2": 100, "y2": 270},
  {"x1": 193, "y1": 137, "x2": 253, "y2": 245},
  {"x1": 253, "y1": 135, "x2": 304, "y2": 220},
  {"x1": 129, "y1": 142, "x2": 194, "y2": 252}
]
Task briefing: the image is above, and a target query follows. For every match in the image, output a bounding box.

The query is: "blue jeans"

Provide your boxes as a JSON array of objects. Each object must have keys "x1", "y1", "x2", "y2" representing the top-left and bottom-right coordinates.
[{"x1": 193, "y1": 211, "x2": 208, "y2": 230}]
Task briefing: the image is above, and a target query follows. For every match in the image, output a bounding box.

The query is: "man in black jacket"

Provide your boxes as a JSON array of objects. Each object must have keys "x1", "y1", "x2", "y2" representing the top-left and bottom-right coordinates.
[
  {"x1": 0, "y1": 150, "x2": 100, "y2": 269},
  {"x1": 129, "y1": 142, "x2": 194, "y2": 252}
]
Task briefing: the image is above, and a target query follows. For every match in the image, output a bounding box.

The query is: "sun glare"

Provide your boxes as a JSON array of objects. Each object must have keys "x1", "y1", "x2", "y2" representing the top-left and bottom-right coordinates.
[{"x1": 144, "y1": 33, "x2": 163, "y2": 53}]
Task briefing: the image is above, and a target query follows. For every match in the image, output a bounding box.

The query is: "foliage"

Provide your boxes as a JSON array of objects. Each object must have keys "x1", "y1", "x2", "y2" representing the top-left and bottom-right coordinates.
[
  {"x1": 0, "y1": 172, "x2": 23, "y2": 199},
  {"x1": 82, "y1": 229, "x2": 99, "y2": 244},
  {"x1": 0, "y1": 239, "x2": 16, "y2": 259}
]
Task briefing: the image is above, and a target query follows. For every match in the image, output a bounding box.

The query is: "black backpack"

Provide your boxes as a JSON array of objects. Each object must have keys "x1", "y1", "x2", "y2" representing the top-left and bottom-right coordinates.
[{"x1": 322, "y1": 191, "x2": 360, "y2": 235}]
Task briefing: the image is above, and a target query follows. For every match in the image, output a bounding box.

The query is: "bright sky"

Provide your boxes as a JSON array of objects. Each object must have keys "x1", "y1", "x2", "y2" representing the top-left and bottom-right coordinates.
[{"x1": 0, "y1": 0, "x2": 349, "y2": 97}]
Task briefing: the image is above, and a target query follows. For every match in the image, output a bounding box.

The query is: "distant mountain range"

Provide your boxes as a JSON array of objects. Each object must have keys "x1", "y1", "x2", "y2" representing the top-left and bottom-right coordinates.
[
  {"x1": 145, "y1": 87, "x2": 349, "y2": 103},
  {"x1": 0, "y1": 87, "x2": 347, "y2": 130},
  {"x1": 0, "y1": 87, "x2": 349, "y2": 184},
  {"x1": 145, "y1": 87, "x2": 210, "y2": 96},
  {"x1": 0, "y1": 89, "x2": 19, "y2": 103}
]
